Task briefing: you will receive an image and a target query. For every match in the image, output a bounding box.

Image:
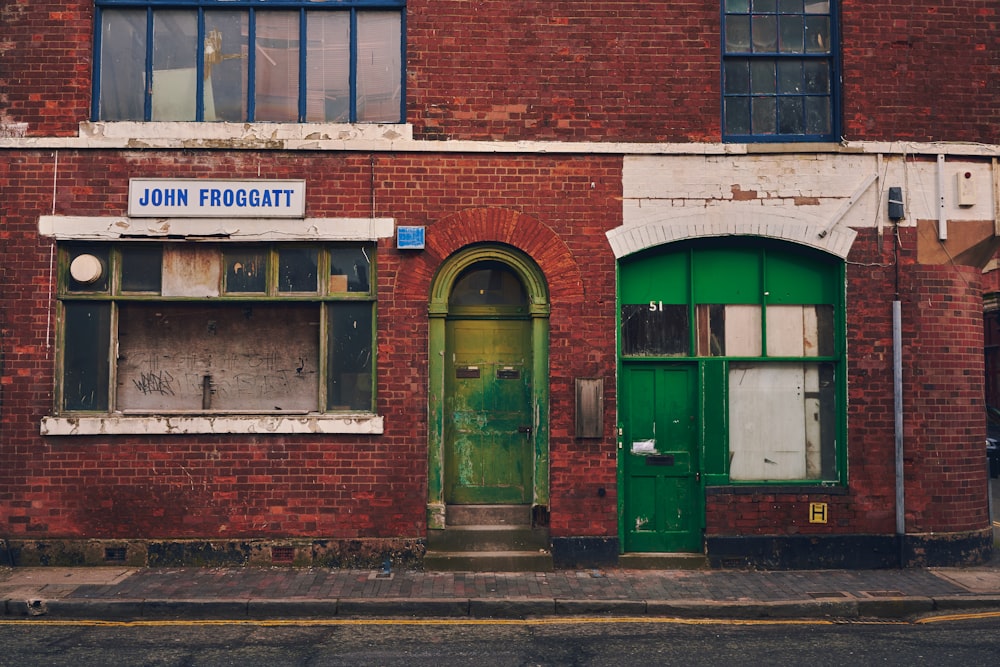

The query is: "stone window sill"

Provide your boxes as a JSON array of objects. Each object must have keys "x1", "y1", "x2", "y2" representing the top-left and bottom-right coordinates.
[{"x1": 41, "y1": 414, "x2": 384, "y2": 436}]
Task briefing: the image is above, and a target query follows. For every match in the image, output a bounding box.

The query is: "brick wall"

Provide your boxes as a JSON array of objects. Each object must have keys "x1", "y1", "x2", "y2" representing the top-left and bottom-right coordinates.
[
  {"x1": 3, "y1": 2, "x2": 996, "y2": 143},
  {"x1": 0, "y1": 149, "x2": 622, "y2": 541}
]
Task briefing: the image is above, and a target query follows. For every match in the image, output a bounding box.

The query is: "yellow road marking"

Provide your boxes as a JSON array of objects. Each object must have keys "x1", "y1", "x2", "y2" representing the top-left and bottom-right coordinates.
[{"x1": 916, "y1": 610, "x2": 1000, "y2": 624}]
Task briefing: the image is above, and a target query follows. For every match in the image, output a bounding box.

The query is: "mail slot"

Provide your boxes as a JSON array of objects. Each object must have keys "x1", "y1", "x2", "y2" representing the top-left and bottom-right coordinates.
[
  {"x1": 645, "y1": 455, "x2": 675, "y2": 466},
  {"x1": 497, "y1": 368, "x2": 520, "y2": 380},
  {"x1": 456, "y1": 366, "x2": 480, "y2": 379}
]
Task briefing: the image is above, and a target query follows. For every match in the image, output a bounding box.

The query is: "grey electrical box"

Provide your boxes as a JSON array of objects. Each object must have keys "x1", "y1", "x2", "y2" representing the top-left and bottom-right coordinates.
[
  {"x1": 575, "y1": 378, "x2": 604, "y2": 439},
  {"x1": 887, "y1": 187, "x2": 904, "y2": 221}
]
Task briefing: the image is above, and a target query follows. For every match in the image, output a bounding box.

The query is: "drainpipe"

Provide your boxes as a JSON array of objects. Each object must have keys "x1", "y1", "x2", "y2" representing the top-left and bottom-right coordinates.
[{"x1": 893, "y1": 299, "x2": 905, "y2": 567}]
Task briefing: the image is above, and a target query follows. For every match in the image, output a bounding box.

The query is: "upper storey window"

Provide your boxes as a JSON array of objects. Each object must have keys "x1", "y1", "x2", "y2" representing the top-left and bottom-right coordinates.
[
  {"x1": 722, "y1": 0, "x2": 838, "y2": 142},
  {"x1": 93, "y1": 0, "x2": 405, "y2": 123}
]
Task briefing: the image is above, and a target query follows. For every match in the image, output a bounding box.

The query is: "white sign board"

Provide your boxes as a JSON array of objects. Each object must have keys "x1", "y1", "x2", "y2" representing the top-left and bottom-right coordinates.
[{"x1": 129, "y1": 179, "x2": 306, "y2": 218}]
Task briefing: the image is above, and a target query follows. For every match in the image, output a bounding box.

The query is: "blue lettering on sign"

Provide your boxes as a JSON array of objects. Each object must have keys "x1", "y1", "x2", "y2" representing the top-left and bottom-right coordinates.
[
  {"x1": 199, "y1": 188, "x2": 294, "y2": 209},
  {"x1": 138, "y1": 188, "x2": 189, "y2": 207}
]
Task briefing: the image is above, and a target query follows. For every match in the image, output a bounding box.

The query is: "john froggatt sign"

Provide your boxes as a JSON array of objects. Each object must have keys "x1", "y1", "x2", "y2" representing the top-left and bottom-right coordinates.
[{"x1": 128, "y1": 179, "x2": 306, "y2": 218}]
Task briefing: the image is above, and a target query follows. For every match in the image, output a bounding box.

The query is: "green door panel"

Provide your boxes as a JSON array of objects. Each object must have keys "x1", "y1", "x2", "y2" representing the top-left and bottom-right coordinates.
[
  {"x1": 445, "y1": 318, "x2": 532, "y2": 504},
  {"x1": 621, "y1": 363, "x2": 703, "y2": 552}
]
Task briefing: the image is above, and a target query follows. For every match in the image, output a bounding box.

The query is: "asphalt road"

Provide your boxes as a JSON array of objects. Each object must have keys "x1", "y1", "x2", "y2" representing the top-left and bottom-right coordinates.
[{"x1": 0, "y1": 614, "x2": 997, "y2": 667}]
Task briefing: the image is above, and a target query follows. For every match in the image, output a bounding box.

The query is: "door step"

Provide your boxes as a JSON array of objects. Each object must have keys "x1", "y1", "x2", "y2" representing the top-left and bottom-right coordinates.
[{"x1": 424, "y1": 505, "x2": 553, "y2": 572}]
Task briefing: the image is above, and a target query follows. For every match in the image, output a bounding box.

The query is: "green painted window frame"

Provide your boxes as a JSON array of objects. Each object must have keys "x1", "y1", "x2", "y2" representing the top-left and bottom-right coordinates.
[
  {"x1": 619, "y1": 239, "x2": 846, "y2": 485},
  {"x1": 55, "y1": 241, "x2": 376, "y2": 416}
]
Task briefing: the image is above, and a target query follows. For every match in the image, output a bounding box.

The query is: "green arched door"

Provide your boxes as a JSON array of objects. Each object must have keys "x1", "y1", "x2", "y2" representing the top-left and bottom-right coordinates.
[{"x1": 444, "y1": 262, "x2": 533, "y2": 504}]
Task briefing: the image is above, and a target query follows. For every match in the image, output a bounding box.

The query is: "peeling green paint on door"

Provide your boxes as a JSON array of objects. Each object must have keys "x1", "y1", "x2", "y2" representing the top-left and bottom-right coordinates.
[{"x1": 445, "y1": 319, "x2": 532, "y2": 504}]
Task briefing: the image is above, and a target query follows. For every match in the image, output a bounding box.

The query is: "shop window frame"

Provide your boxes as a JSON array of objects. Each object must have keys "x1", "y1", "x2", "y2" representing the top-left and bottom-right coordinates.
[{"x1": 55, "y1": 241, "x2": 377, "y2": 418}]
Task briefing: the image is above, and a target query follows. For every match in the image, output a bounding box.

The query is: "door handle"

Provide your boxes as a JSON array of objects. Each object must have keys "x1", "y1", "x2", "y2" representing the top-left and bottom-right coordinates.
[{"x1": 518, "y1": 425, "x2": 532, "y2": 434}]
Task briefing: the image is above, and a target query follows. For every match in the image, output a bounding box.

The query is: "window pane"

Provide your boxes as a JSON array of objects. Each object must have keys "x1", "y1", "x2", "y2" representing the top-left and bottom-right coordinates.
[
  {"x1": 804, "y1": 96, "x2": 831, "y2": 134},
  {"x1": 99, "y1": 10, "x2": 146, "y2": 120},
  {"x1": 766, "y1": 304, "x2": 834, "y2": 356},
  {"x1": 306, "y1": 12, "x2": 350, "y2": 122},
  {"x1": 205, "y1": 11, "x2": 249, "y2": 122},
  {"x1": 778, "y1": 0, "x2": 802, "y2": 12},
  {"x1": 621, "y1": 304, "x2": 689, "y2": 357},
  {"x1": 121, "y1": 245, "x2": 163, "y2": 293},
  {"x1": 151, "y1": 11, "x2": 198, "y2": 120},
  {"x1": 327, "y1": 302, "x2": 374, "y2": 411},
  {"x1": 356, "y1": 11, "x2": 402, "y2": 122},
  {"x1": 753, "y1": 0, "x2": 777, "y2": 12},
  {"x1": 63, "y1": 303, "x2": 111, "y2": 411},
  {"x1": 804, "y1": 16, "x2": 830, "y2": 53},
  {"x1": 450, "y1": 262, "x2": 527, "y2": 307},
  {"x1": 777, "y1": 96, "x2": 803, "y2": 134},
  {"x1": 725, "y1": 16, "x2": 751, "y2": 52},
  {"x1": 804, "y1": 0, "x2": 830, "y2": 13},
  {"x1": 725, "y1": 96, "x2": 751, "y2": 135},
  {"x1": 751, "y1": 96, "x2": 776, "y2": 134},
  {"x1": 224, "y1": 249, "x2": 267, "y2": 293},
  {"x1": 723, "y1": 305, "x2": 762, "y2": 356},
  {"x1": 777, "y1": 59, "x2": 801, "y2": 93},
  {"x1": 725, "y1": 0, "x2": 750, "y2": 12},
  {"x1": 255, "y1": 12, "x2": 300, "y2": 121},
  {"x1": 778, "y1": 15, "x2": 804, "y2": 53},
  {"x1": 751, "y1": 15, "x2": 777, "y2": 52},
  {"x1": 329, "y1": 245, "x2": 372, "y2": 293},
  {"x1": 696, "y1": 304, "x2": 726, "y2": 356},
  {"x1": 750, "y1": 59, "x2": 776, "y2": 94},
  {"x1": 725, "y1": 60, "x2": 750, "y2": 94},
  {"x1": 117, "y1": 303, "x2": 320, "y2": 412},
  {"x1": 729, "y1": 362, "x2": 836, "y2": 480},
  {"x1": 278, "y1": 247, "x2": 319, "y2": 293},
  {"x1": 802, "y1": 60, "x2": 829, "y2": 93}
]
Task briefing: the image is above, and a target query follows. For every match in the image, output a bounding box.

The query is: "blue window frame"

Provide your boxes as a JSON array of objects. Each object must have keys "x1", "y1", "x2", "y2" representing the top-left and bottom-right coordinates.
[
  {"x1": 93, "y1": 0, "x2": 405, "y2": 123},
  {"x1": 722, "y1": 0, "x2": 838, "y2": 142}
]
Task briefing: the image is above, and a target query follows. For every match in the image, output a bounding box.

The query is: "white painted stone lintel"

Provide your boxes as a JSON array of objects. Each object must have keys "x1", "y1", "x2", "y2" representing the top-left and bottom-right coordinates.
[{"x1": 38, "y1": 216, "x2": 395, "y2": 241}]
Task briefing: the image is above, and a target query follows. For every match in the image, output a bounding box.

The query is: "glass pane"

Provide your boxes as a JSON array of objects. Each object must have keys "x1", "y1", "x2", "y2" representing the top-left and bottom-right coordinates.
[
  {"x1": 327, "y1": 302, "x2": 374, "y2": 411},
  {"x1": 450, "y1": 263, "x2": 527, "y2": 307},
  {"x1": 750, "y1": 59, "x2": 776, "y2": 94},
  {"x1": 278, "y1": 248, "x2": 319, "y2": 293},
  {"x1": 777, "y1": 96, "x2": 803, "y2": 134},
  {"x1": 205, "y1": 11, "x2": 249, "y2": 122},
  {"x1": 63, "y1": 303, "x2": 110, "y2": 411},
  {"x1": 803, "y1": 60, "x2": 829, "y2": 93},
  {"x1": 329, "y1": 245, "x2": 372, "y2": 293},
  {"x1": 751, "y1": 15, "x2": 777, "y2": 52},
  {"x1": 621, "y1": 304, "x2": 689, "y2": 357},
  {"x1": 121, "y1": 246, "x2": 163, "y2": 293},
  {"x1": 752, "y1": 0, "x2": 777, "y2": 12},
  {"x1": 255, "y1": 12, "x2": 300, "y2": 121},
  {"x1": 804, "y1": 96, "x2": 831, "y2": 134},
  {"x1": 696, "y1": 304, "x2": 726, "y2": 356},
  {"x1": 117, "y1": 303, "x2": 320, "y2": 412},
  {"x1": 725, "y1": 16, "x2": 751, "y2": 52},
  {"x1": 306, "y1": 12, "x2": 350, "y2": 122},
  {"x1": 778, "y1": 15, "x2": 804, "y2": 53},
  {"x1": 725, "y1": 97, "x2": 751, "y2": 135},
  {"x1": 356, "y1": 11, "x2": 402, "y2": 122},
  {"x1": 151, "y1": 10, "x2": 198, "y2": 120},
  {"x1": 751, "y1": 96, "x2": 776, "y2": 134},
  {"x1": 224, "y1": 249, "x2": 267, "y2": 293},
  {"x1": 66, "y1": 247, "x2": 110, "y2": 293},
  {"x1": 777, "y1": 60, "x2": 801, "y2": 93},
  {"x1": 778, "y1": 0, "x2": 802, "y2": 12},
  {"x1": 99, "y1": 10, "x2": 146, "y2": 120},
  {"x1": 805, "y1": 16, "x2": 830, "y2": 53},
  {"x1": 725, "y1": 60, "x2": 751, "y2": 94},
  {"x1": 804, "y1": 0, "x2": 830, "y2": 14},
  {"x1": 725, "y1": 0, "x2": 750, "y2": 13},
  {"x1": 729, "y1": 362, "x2": 836, "y2": 480}
]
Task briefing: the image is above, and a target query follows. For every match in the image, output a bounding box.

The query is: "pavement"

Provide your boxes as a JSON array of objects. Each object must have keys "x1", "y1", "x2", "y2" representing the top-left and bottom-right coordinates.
[{"x1": 2, "y1": 558, "x2": 1000, "y2": 623}]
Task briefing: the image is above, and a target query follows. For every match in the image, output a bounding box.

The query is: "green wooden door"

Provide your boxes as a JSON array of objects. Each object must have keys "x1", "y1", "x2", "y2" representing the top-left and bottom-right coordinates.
[
  {"x1": 445, "y1": 318, "x2": 533, "y2": 504},
  {"x1": 621, "y1": 363, "x2": 702, "y2": 552}
]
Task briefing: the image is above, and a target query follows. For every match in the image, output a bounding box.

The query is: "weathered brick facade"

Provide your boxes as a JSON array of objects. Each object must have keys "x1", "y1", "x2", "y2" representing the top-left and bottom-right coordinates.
[{"x1": 1, "y1": 0, "x2": 997, "y2": 568}]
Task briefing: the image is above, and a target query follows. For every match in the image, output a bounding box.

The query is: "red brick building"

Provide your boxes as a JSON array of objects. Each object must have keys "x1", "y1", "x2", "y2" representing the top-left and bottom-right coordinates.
[{"x1": 1, "y1": 0, "x2": 997, "y2": 569}]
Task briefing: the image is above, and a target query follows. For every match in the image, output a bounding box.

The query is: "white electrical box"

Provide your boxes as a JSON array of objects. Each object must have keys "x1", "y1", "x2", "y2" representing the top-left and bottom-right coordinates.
[{"x1": 956, "y1": 171, "x2": 976, "y2": 207}]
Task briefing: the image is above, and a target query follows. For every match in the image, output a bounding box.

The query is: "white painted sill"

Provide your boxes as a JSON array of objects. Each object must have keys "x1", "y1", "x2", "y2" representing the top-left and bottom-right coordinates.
[{"x1": 41, "y1": 414, "x2": 384, "y2": 436}]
